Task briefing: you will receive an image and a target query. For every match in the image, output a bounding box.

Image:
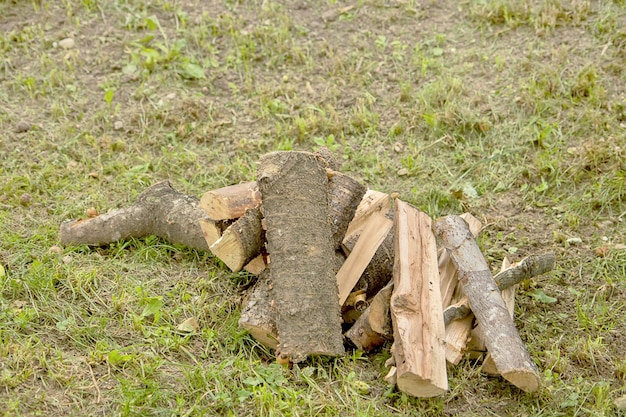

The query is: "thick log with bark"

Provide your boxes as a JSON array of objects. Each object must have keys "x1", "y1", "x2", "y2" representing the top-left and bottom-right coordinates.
[
  {"x1": 258, "y1": 151, "x2": 345, "y2": 362},
  {"x1": 433, "y1": 215, "x2": 540, "y2": 393},
  {"x1": 390, "y1": 200, "x2": 447, "y2": 397},
  {"x1": 59, "y1": 180, "x2": 209, "y2": 252}
]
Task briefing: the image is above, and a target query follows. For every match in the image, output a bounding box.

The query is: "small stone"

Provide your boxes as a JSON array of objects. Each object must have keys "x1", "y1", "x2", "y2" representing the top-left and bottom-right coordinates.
[
  {"x1": 14, "y1": 121, "x2": 32, "y2": 133},
  {"x1": 176, "y1": 317, "x2": 199, "y2": 333},
  {"x1": 566, "y1": 237, "x2": 583, "y2": 245},
  {"x1": 62, "y1": 255, "x2": 72, "y2": 264},
  {"x1": 88, "y1": 172, "x2": 99, "y2": 179},
  {"x1": 58, "y1": 38, "x2": 75, "y2": 49},
  {"x1": 48, "y1": 246, "x2": 63, "y2": 255},
  {"x1": 86, "y1": 207, "x2": 99, "y2": 218},
  {"x1": 393, "y1": 142, "x2": 403, "y2": 153},
  {"x1": 113, "y1": 120, "x2": 124, "y2": 130},
  {"x1": 615, "y1": 394, "x2": 626, "y2": 410},
  {"x1": 19, "y1": 193, "x2": 32, "y2": 206},
  {"x1": 397, "y1": 168, "x2": 409, "y2": 176}
]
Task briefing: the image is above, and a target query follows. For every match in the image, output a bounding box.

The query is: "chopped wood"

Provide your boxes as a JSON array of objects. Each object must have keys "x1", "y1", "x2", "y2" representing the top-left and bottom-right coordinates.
[
  {"x1": 199, "y1": 181, "x2": 261, "y2": 221},
  {"x1": 238, "y1": 269, "x2": 278, "y2": 349},
  {"x1": 433, "y1": 215, "x2": 540, "y2": 393},
  {"x1": 482, "y1": 258, "x2": 514, "y2": 375},
  {"x1": 258, "y1": 151, "x2": 344, "y2": 362},
  {"x1": 243, "y1": 254, "x2": 267, "y2": 275},
  {"x1": 327, "y1": 171, "x2": 367, "y2": 248},
  {"x1": 390, "y1": 200, "x2": 447, "y2": 397},
  {"x1": 337, "y1": 209, "x2": 393, "y2": 306},
  {"x1": 444, "y1": 314, "x2": 474, "y2": 365},
  {"x1": 199, "y1": 217, "x2": 232, "y2": 247},
  {"x1": 59, "y1": 180, "x2": 210, "y2": 252},
  {"x1": 439, "y1": 213, "x2": 482, "y2": 309},
  {"x1": 343, "y1": 190, "x2": 391, "y2": 241},
  {"x1": 209, "y1": 207, "x2": 264, "y2": 272},
  {"x1": 344, "y1": 280, "x2": 394, "y2": 352}
]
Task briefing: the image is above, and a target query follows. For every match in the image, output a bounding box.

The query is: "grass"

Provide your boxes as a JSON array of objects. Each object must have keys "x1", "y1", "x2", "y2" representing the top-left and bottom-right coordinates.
[{"x1": 1, "y1": 0, "x2": 625, "y2": 415}]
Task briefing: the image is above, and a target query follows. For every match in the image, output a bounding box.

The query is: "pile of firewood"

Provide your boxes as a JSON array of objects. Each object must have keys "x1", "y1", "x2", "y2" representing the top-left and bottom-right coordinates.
[{"x1": 59, "y1": 149, "x2": 555, "y2": 397}]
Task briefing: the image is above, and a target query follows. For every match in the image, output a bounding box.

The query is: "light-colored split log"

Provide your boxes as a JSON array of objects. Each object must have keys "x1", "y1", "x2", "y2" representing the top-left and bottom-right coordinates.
[
  {"x1": 390, "y1": 200, "x2": 447, "y2": 397},
  {"x1": 199, "y1": 181, "x2": 261, "y2": 220},
  {"x1": 343, "y1": 190, "x2": 391, "y2": 242},
  {"x1": 344, "y1": 280, "x2": 394, "y2": 351},
  {"x1": 337, "y1": 209, "x2": 393, "y2": 306},
  {"x1": 433, "y1": 215, "x2": 540, "y2": 393}
]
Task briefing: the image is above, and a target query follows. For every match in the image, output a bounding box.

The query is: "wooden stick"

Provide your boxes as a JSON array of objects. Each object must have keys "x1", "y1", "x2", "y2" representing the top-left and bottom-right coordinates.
[
  {"x1": 390, "y1": 200, "x2": 447, "y2": 397},
  {"x1": 442, "y1": 252, "x2": 556, "y2": 326},
  {"x1": 433, "y1": 215, "x2": 540, "y2": 393},
  {"x1": 199, "y1": 181, "x2": 261, "y2": 221}
]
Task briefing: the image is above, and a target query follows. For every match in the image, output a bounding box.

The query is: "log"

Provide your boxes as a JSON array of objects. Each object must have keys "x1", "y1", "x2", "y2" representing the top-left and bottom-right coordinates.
[
  {"x1": 344, "y1": 280, "x2": 394, "y2": 351},
  {"x1": 481, "y1": 258, "x2": 514, "y2": 375},
  {"x1": 238, "y1": 269, "x2": 278, "y2": 349},
  {"x1": 258, "y1": 151, "x2": 344, "y2": 362},
  {"x1": 444, "y1": 314, "x2": 474, "y2": 365},
  {"x1": 439, "y1": 213, "x2": 482, "y2": 309},
  {"x1": 343, "y1": 190, "x2": 391, "y2": 240},
  {"x1": 433, "y1": 215, "x2": 540, "y2": 393},
  {"x1": 337, "y1": 208, "x2": 393, "y2": 306},
  {"x1": 199, "y1": 181, "x2": 261, "y2": 220},
  {"x1": 209, "y1": 207, "x2": 264, "y2": 272},
  {"x1": 442, "y1": 252, "x2": 556, "y2": 326},
  {"x1": 327, "y1": 172, "x2": 367, "y2": 247},
  {"x1": 198, "y1": 217, "x2": 232, "y2": 247},
  {"x1": 243, "y1": 254, "x2": 267, "y2": 275},
  {"x1": 59, "y1": 180, "x2": 210, "y2": 252},
  {"x1": 390, "y1": 200, "x2": 447, "y2": 397}
]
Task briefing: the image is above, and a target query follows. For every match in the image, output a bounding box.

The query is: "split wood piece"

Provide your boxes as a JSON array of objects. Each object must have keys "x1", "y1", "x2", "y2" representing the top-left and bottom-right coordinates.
[
  {"x1": 442, "y1": 252, "x2": 556, "y2": 326},
  {"x1": 433, "y1": 215, "x2": 540, "y2": 393},
  {"x1": 439, "y1": 213, "x2": 483, "y2": 309},
  {"x1": 258, "y1": 151, "x2": 344, "y2": 362},
  {"x1": 199, "y1": 217, "x2": 232, "y2": 247},
  {"x1": 342, "y1": 209, "x2": 395, "y2": 301},
  {"x1": 209, "y1": 207, "x2": 264, "y2": 272},
  {"x1": 390, "y1": 200, "x2": 447, "y2": 398},
  {"x1": 327, "y1": 171, "x2": 367, "y2": 248},
  {"x1": 199, "y1": 181, "x2": 261, "y2": 221},
  {"x1": 337, "y1": 208, "x2": 393, "y2": 306},
  {"x1": 344, "y1": 280, "x2": 394, "y2": 351},
  {"x1": 243, "y1": 254, "x2": 267, "y2": 275},
  {"x1": 444, "y1": 314, "x2": 475, "y2": 365},
  {"x1": 59, "y1": 180, "x2": 210, "y2": 252},
  {"x1": 343, "y1": 190, "x2": 391, "y2": 241},
  {"x1": 482, "y1": 258, "x2": 514, "y2": 375},
  {"x1": 238, "y1": 269, "x2": 278, "y2": 349}
]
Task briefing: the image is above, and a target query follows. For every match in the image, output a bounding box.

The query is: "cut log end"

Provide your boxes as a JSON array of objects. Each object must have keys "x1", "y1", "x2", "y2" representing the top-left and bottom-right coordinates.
[
  {"x1": 397, "y1": 374, "x2": 448, "y2": 398},
  {"x1": 501, "y1": 370, "x2": 540, "y2": 393}
]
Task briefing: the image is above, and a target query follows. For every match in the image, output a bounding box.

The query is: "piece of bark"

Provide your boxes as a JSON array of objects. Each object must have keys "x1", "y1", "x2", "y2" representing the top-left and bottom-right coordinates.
[
  {"x1": 337, "y1": 209, "x2": 393, "y2": 306},
  {"x1": 238, "y1": 269, "x2": 278, "y2": 349},
  {"x1": 439, "y1": 213, "x2": 483, "y2": 309},
  {"x1": 59, "y1": 180, "x2": 209, "y2": 252},
  {"x1": 258, "y1": 151, "x2": 344, "y2": 362},
  {"x1": 433, "y1": 215, "x2": 540, "y2": 393},
  {"x1": 390, "y1": 200, "x2": 447, "y2": 397},
  {"x1": 199, "y1": 181, "x2": 261, "y2": 221},
  {"x1": 327, "y1": 172, "x2": 367, "y2": 248},
  {"x1": 344, "y1": 280, "x2": 394, "y2": 351},
  {"x1": 199, "y1": 217, "x2": 232, "y2": 247},
  {"x1": 209, "y1": 207, "x2": 264, "y2": 272},
  {"x1": 442, "y1": 252, "x2": 556, "y2": 326}
]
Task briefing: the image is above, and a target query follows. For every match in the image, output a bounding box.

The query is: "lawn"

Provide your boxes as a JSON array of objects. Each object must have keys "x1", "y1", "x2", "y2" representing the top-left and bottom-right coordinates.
[{"x1": 1, "y1": 0, "x2": 625, "y2": 416}]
